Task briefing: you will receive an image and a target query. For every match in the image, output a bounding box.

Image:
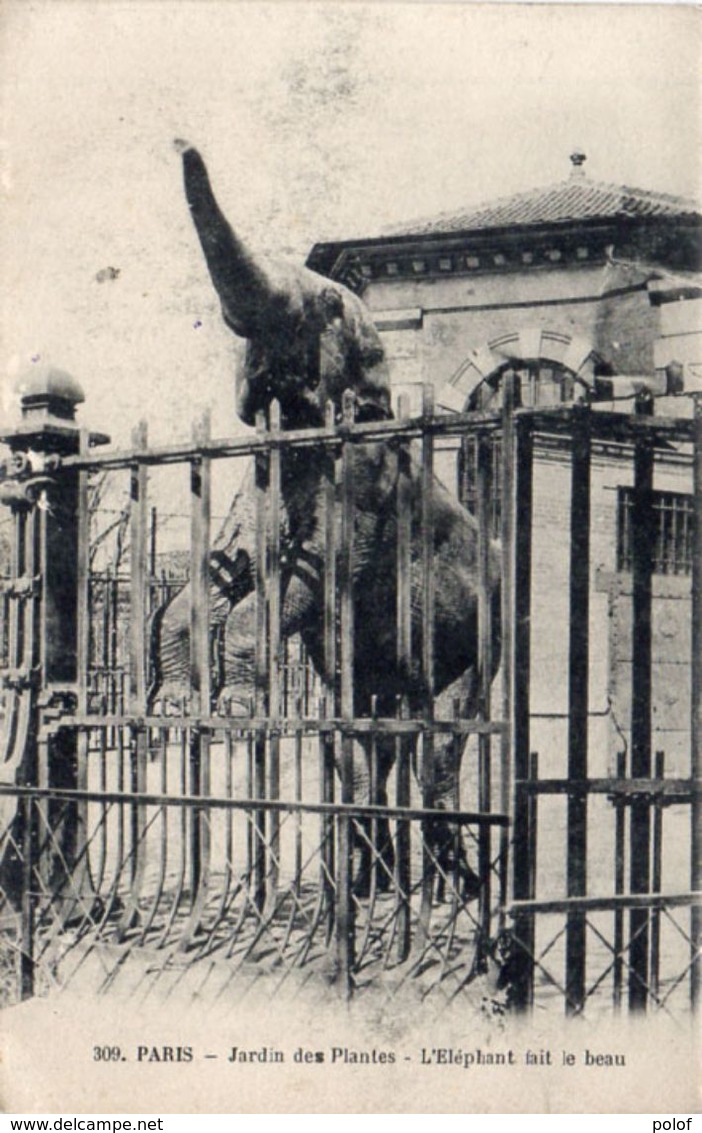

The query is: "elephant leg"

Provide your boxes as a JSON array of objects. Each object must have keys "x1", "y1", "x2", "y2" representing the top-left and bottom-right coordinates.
[
  {"x1": 415, "y1": 671, "x2": 482, "y2": 904},
  {"x1": 148, "y1": 464, "x2": 258, "y2": 711},
  {"x1": 431, "y1": 731, "x2": 481, "y2": 903},
  {"x1": 217, "y1": 552, "x2": 321, "y2": 712},
  {"x1": 219, "y1": 589, "x2": 258, "y2": 712},
  {"x1": 351, "y1": 734, "x2": 396, "y2": 899}
]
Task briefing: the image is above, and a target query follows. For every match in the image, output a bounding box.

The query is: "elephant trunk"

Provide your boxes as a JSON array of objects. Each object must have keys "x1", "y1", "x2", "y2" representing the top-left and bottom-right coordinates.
[{"x1": 180, "y1": 144, "x2": 270, "y2": 338}]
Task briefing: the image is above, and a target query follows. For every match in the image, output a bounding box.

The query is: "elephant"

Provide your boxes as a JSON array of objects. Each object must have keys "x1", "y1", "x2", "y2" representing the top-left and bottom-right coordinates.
[{"x1": 150, "y1": 141, "x2": 501, "y2": 899}]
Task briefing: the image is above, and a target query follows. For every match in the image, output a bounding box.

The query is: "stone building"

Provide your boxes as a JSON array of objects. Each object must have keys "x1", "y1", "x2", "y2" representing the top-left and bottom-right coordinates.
[{"x1": 308, "y1": 155, "x2": 701, "y2": 800}]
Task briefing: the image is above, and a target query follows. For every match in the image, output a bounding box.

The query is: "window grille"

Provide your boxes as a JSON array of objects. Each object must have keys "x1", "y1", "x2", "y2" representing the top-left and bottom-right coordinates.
[{"x1": 617, "y1": 487, "x2": 694, "y2": 575}]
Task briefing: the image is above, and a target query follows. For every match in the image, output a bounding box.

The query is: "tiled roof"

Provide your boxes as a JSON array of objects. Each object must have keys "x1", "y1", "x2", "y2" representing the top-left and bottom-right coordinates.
[{"x1": 385, "y1": 175, "x2": 702, "y2": 237}]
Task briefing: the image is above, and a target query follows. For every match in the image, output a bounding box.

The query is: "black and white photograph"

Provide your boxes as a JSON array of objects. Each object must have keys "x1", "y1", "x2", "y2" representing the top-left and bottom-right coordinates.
[{"x1": 0, "y1": 0, "x2": 699, "y2": 1115}]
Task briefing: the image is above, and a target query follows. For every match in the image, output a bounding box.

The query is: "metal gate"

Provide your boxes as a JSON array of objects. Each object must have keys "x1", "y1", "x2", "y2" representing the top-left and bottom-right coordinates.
[{"x1": 0, "y1": 369, "x2": 699, "y2": 1017}]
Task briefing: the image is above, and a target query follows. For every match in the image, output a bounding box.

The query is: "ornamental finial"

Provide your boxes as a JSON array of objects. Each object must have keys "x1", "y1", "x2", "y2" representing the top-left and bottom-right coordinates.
[{"x1": 570, "y1": 150, "x2": 587, "y2": 177}]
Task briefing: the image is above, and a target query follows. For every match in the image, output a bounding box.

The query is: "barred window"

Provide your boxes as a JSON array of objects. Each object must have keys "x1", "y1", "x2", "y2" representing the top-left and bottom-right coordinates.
[{"x1": 617, "y1": 488, "x2": 694, "y2": 575}]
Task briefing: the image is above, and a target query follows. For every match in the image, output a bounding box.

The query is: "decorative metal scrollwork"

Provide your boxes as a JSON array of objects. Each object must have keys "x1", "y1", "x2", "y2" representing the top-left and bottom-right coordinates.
[
  {"x1": 0, "y1": 475, "x2": 56, "y2": 508},
  {"x1": 0, "y1": 575, "x2": 41, "y2": 600},
  {"x1": 2, "y1": 666, "x2": 38, "y2": 692},
  {"x1": 0, "y1": 450, "x2": 61, "y2": 508}
]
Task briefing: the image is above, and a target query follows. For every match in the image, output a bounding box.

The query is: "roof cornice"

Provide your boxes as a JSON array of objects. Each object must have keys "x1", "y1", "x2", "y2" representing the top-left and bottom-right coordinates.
[{"x1": 307, "y1": 214, "x2": 702, "y2": 291}]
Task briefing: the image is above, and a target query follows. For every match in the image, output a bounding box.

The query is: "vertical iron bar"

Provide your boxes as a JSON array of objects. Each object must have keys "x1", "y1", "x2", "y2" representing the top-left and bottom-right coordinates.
[
  {"x1": 253, "y1": 411, "x2": 268, "y2": 912},
  {"x1": 184, "y1": 412, "x2": 211, "y2": 941},
  {"x1": 20, "y1": 793, "x2": 35, "y2": 1001},
  {"x1": 321, "y1": 400, "x2": 337, "y2": 936},
  {"x1": 337, "y1": 389, "x2": 356, "y2": 995},
  {"x1": 294, "y1": 696, "x2": 303, "y2": 892},
  {"x1": 267, "y1": 400, "x2": 282, "y2": 905},
  {"x1": 566, "y1": 407, "x2": 591, "y2": 1014},
  {"x1": 511, "y1": 394, "x2": 534, "y2": 1011},
  {"x1": 149, "y1": 506, "x2": 157, "y2": 582},
  {"x1": 629, "y1": 403, "x2": 654, "y2": 1011},
  {"x1": 613, "y1": 750, "x2": 626, "y2": 1010},
  {"x1": 650, "y1": 750, "x2": 664, "y2": 1002},
  {"x1": 395, "y1": 393, "x2": 412, "y2": 962},
  {"x1": 527, "y1": 752, "x2": 539, "y2": 900},
  {"x1": 74, "y1": 430, "x2": 91, "y2": 901},
  {"x1": 419, "y1": 384, "x2": 436, "y2": 939},
  {"x1": 691, "y1": 394, "x2": 702, "y2": 1008},
  {"x1": 126, "y1": 424, "x2": 148, "y2": 924},
  {"x1": 476, "y1": 430, "x2": 493, "y2": 940},
  {"x1": 499, "y1": 374, "x2": 517, "y2": 922}
]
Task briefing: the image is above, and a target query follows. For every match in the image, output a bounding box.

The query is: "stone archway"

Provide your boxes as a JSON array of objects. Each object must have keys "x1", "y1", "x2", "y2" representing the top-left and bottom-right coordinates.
[{"x1": 437, "y1": 327, "x2": 606, "y2": 412}]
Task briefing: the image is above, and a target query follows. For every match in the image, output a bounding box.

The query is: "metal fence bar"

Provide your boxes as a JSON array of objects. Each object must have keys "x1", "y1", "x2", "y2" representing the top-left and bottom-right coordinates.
[
  {"x1": 509, "y1": 891, "x2": 702, "y2": 915},
  {"x1": 499, "y1": 373, "x2": 517, "y2": 921},
  {"x1": 337, "y1": 389, "x2": 356, "y2": 994},
  {"x1": 320, "y1": 399, "x2": 337, "y2": 939},
  {"x1": 266, "y1": 400, "x2": 282, "y2": 908},
  {"x1": 476, "y1": 431, "x2": 493, "y2": 939},
  {"x1": 0, "y1": 782, "x2": 509, "y2": 824},
  {"x1": 629, "y1": 406, "x2": 655, "y2": 1011},
  {"x1": 650, "y1": 750, "x2": 665, "y2": 1001},
  {"x1": 253, "y1": 411, "x2": 269, "y2": 912},
  {"x1": 70, "y1": 429, "x2": 93, "y2": 917},
  {"x1": 57, "y1": 404, "x2": 695, "y2": 473},
  {"x1": 395, "y1": 393, "x2": 412, "y2": 963},
  {"x1": 183, "y1": 412, "x2": 212, "y2": 946},
  {"x1": 20, "y1": 793, "x2": 35, "y2": 1000},
  {"x1": 692, "y1": 393, "x2": 702, "y2": 1009},
  {"x1": 119, "y1": 422, "x2": 148, "y2": 936},
  {"x1": 419, "y1": 384, "x2": 436, "y2": 941},
  {"x1": 510, "y1": 381, "x2": 535, "y2": 1011},
  {"x1": 613, "y1": 750, "x2": 627, "y2": 1010},
  {"x1": 566, "y1": 407, "x2": 591, "y2": 1014}
]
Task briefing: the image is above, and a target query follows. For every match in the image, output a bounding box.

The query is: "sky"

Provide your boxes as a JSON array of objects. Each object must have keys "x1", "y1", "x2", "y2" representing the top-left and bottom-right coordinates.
[{"x1": 1, "y1": 0, "x2": 700, "y2": 447}]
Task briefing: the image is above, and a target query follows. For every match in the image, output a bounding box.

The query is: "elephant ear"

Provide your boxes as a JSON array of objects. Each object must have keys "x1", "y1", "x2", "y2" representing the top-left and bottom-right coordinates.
[{"x1": 236, "y1": 262, "x2": 392, "y2": 426}]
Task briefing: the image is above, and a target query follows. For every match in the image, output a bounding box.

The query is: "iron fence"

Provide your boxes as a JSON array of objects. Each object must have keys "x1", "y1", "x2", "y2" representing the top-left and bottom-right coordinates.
[{"x1": 0, "y1": 374, "x2": 699, "y2": 1016}]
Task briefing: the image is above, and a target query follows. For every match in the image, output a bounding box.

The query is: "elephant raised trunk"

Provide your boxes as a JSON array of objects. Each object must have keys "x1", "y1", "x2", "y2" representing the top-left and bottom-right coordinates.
[
  {"x1": 177, "y1": 140, "x2": 270, "y2": 340},
  {"x1": 176, "y1": 139, "x2": 391, "y2": 429}
]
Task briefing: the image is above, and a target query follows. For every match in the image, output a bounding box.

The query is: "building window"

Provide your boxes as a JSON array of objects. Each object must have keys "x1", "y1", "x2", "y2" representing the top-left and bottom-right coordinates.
[{"x1": 617, "y1": 487, "x2": 694, "y2": 575}]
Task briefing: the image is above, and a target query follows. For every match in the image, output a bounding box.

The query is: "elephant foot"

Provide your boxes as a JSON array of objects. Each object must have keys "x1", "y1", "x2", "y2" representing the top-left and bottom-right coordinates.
[
  {"x1": 215, "y1": 689, "x2": 253, "y2": 717},
  {"x1": 435, "y1": 838, "x2": 482, "y2": 904}
]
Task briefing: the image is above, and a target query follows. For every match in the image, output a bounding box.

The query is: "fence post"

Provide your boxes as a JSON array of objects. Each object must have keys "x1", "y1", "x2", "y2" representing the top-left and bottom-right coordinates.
[
  {"x1": 566, "y1": 406, "x2": 591, "y2": 1014},
  {"x1": 181, "y1": 411, "x2": 212, "y2": 947},
  {"x1": 321, "y1": 400, "x2": 337, "y2": 943},
  {"x1": 476, "y1": 429, "x2": 494, "y2": 945},
  {"x1": 418, "y1": 384, "x2": 436, "y2": 943},
  {"x1": 629, "y1": 396, "x2": 655, "y2": 1010},
  {"x1": 337, "y1": 389, "x2": 356, "y2": 997},
  {"x1": 507, "y1": 372, "x2": 535, "y2": 1011},
  {"x1": 0, "y1": 368, "x2": 108, "y2": 919},
  {"x1": 395, "y1": 394, "x2": 412, "y2": 962},
  {"x1": 19, "y1": 793, "x2": 35, "y2": 1000},
  {"x1": 691, "y1": 393, "x2": 702, "y2": 1009},
  {"x1": 253, "y1": 412, "x2": 269, "y2": 912}
]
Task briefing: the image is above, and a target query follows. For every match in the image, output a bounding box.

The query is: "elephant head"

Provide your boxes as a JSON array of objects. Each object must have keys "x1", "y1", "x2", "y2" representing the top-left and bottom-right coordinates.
[{"x1": 176, "y1": 141, "x2": 392, "y2": 428}]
